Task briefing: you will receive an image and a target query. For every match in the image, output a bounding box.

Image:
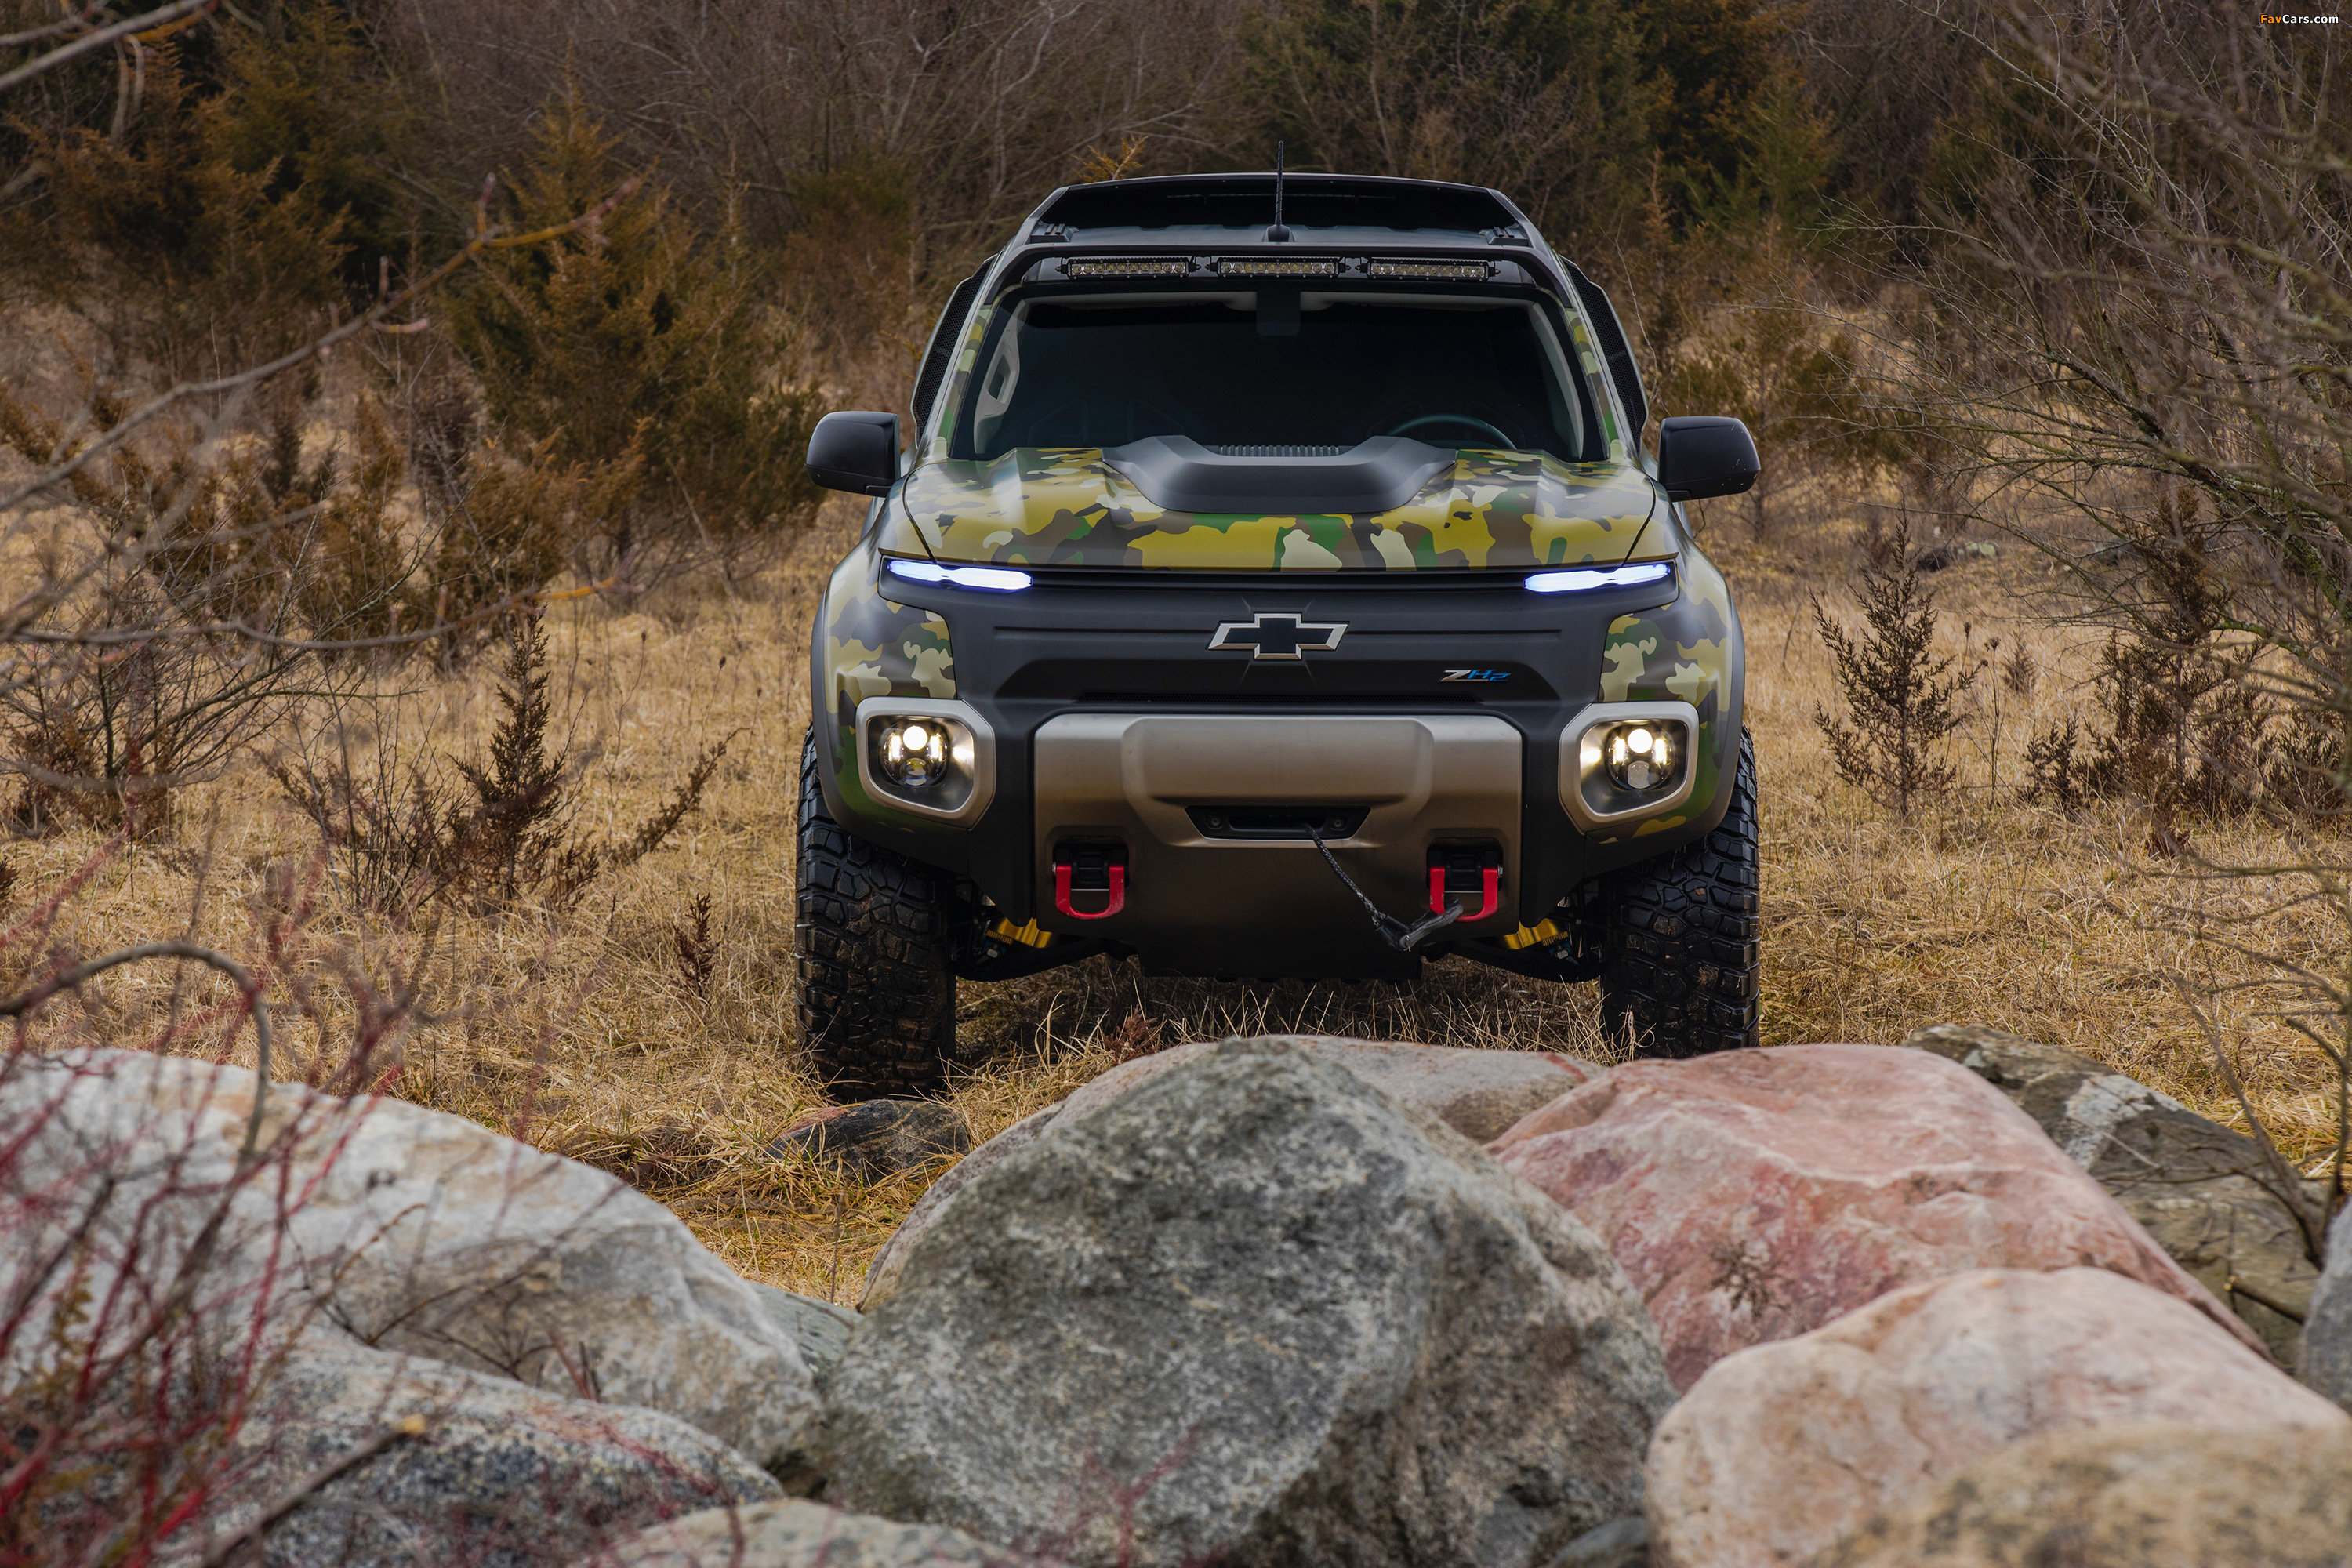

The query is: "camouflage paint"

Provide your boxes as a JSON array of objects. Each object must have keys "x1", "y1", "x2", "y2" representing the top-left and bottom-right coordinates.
[
  {"x1": 891, "y1": 447, "x2": 1661, "y2": 572},
  {"x1": 1595, "y1": 543, "x2": 1741, "y2": 841},
  {"x1": 818, "y1": 540, "x2": 956, "y2": 815}
]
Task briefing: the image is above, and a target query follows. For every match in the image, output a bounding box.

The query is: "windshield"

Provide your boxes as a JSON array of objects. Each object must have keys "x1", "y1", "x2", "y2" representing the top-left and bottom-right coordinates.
[{"x1": 952, "y1": 289, "x2": 1600, "y2": 463}]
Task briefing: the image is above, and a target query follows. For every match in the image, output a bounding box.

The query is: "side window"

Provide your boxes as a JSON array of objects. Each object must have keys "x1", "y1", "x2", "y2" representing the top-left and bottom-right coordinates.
[
  {"x1": 911, "y1": 269, "x2": 987, "y2": 433},
  {"x1": 971, "y1": 308, "x2": 1024, "y2": 453},
  {"x1": 1563, "y1": 263, "x2": 1649, "y2": 449}
]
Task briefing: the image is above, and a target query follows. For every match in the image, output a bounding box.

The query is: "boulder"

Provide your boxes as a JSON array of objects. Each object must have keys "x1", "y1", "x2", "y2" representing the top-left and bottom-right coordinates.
[
  {"x1": 0, "y1": 1048, "x2": 822, "y2": 1473},
  {"x1": 1646, "y1": 1268, "x2": 2348, "y2": 1568},
  {"x1": 770, "y1": 1100, "x2": 971, "y2": 1178},
  {"x1": 184, "y1": 1329, "x2": 780, "y2": 1568},
  {"x1": 1489, "y1": 1043, "x2": 2265, "y2": 1389},
  {"x1": 858, "y1": 1102, "x2": 1062, "y2": 1310},
  {"x1": 2296, "y1": 1199, "x2": 2352, "y2": 1410},
  {"x1": 1906, "y1": 1022, "x2": 2322, "y2": 1363},
  {"x1": 828, "y1": 1037, "x2": 1673, "y2": 1568},
  {"x1": 1809, "y1": 1421, "x2": 2352, "y2": 1568},
  {"x1": 1058, "y1": 1035, "x2": 1593, "y2": 1142},
  {"x1": 858, "y1": 1040, "x2": 1589, "y2": 1312},
  {"x1": 1554, "y1": 1518, "x2": 1649, "y2": 1568},
  {"x1": 746, "y1": 1285, "x2": 859, "y2": 1387},
  {"x1": 580, "y1": 1498, "x2": 1013, "y2": 1568}
]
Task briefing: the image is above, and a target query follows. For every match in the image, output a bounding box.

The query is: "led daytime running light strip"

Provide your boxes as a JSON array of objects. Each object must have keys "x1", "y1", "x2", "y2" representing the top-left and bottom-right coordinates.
[
  {"x1": 1526, "y1": 562, "x2": 1672, "y2": 594},
  {"x1": 887, "y1": 559, "x2": 1033, "y2": 593}
]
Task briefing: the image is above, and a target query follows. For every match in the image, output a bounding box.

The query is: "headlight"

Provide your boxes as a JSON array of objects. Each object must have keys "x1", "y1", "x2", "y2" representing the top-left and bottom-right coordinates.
[
  {"x1": 1560, "y1": 702, "x2": 1700, "y2": 830},
  {"x1": 855, "y1": 699, "x2": 996, "y2": 822},
  {"x1": 1526, "y1": 562, "x2": 1671, "y2": 594},
  {"x1": 1604, "y1": 722, "x2": 1672, "y2": 791},
  {"x1": 878, "y1": 720, "x2": 952, "y2": 787},
  {"x1": 886, "y1": 559, "x2": 1032, "y2": 592}
]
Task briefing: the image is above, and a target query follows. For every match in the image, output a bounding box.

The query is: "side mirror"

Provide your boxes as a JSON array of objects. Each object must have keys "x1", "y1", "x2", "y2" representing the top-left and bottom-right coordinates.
[
  {"x1": 808, "y1": 411, "x2": 902, "y2": 495},
  {"x1": 1657, "y1": 416, "x2": 1760, "y2": 503}
]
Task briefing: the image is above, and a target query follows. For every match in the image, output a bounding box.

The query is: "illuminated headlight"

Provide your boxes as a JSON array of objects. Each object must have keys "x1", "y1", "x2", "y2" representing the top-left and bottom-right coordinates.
[
  {"x1": 1560, "y1": 702, "x2": 1700, "y2": 831},
  {"x1": 855, "y1": 699, "x2": 995, "y2": 821},
  {"x1": 1527, "y1": 562, "x2": 1672, "y2": 594},
  {"x1": 879, "y1": 720, "x2": 950, "y2": 787},
  {"x1": 1602, "y1": 723, "x2": 1673, "y2": 792}
]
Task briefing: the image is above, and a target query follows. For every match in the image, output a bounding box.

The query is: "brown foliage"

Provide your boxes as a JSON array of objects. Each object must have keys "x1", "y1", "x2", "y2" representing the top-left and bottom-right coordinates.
[
  {"x1": 1812, "y1": 529, "x2": 1976, "y2": 815},
  {"x1": 274, "y1": 617, "x2": 731, "y2": 915}
]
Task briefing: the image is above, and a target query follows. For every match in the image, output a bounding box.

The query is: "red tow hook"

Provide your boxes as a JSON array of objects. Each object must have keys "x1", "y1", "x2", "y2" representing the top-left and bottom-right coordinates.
[
  {"x1": 1054, "y1": 859, "x2": 1127, "y2": 920},
  {"x1": 1428, "y1": 863, "x2": 1501, "y2": 922}
]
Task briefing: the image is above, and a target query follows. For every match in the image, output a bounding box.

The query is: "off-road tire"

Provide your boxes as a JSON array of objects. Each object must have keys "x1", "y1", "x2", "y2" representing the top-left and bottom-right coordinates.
[
  {"x1": 795, "y1": 730, "x2": 959, "y2": 1096},
  {"x1": 1599, "y1": 730, "x2": 1761, "y2": 1057}
]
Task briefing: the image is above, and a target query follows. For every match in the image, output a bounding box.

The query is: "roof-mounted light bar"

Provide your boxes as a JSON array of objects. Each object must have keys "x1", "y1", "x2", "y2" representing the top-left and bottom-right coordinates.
[
  {"x1": 1369, "y1": 258, "x2": 1493, "y2": 281},
  {"x1": 1061, "y1": 256, "x2": 1192, "y2": 280},
  {"x1": 1215, "y1": 256, "x2": 1343, "y2": 278},
  {"x1": 1526, "y1": 561, "x2": 1672, "y2": 594},
  {"x1": 887, "y1": 560, "x2": 1033, "y2": 593},
  {"x1": 1046, "y1": 254, "x2": 1507, "y2": 285}
]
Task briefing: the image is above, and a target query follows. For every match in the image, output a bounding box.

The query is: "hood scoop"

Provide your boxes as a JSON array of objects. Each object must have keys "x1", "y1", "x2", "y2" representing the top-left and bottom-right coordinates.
[{"x1": 1102, "y1": 435, "x2": 1454, "y2": 517}]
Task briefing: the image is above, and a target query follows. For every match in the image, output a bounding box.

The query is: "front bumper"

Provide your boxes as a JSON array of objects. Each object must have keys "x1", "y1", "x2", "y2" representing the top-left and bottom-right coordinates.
[{"x1": 814, "y1": 545, "x2": 1742, "y2": 979}]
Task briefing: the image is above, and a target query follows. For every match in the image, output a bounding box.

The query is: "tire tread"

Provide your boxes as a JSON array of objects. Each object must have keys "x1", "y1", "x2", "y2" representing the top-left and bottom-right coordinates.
[
  {"x1": 1599, "y1": 731, "x2": 1762, "y2": 1056},
  {"x1": 794, "y1": 731, "x2": 957, "y2": 1094}
]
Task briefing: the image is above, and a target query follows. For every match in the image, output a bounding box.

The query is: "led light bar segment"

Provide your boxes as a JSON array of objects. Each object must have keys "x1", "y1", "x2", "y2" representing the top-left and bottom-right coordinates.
[
  {"x1": 1525, "y1": 561, "x2": 1673, "y2": 594},
  {"x1": 1368, "y1": 258, "x2": 1492, "y2": 281},
  {"x1": 1215, "y1": 256, "x2": 1343, "y2": 278},
  {"x1": 1061, "y1": 256, "x2": 1191, "y2": 280},
  {"x1": 887, "y1": 560, "x2": 1033, "y2": 593}
]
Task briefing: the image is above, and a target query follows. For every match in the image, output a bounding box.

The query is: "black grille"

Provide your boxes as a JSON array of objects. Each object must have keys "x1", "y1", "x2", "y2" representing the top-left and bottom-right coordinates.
[{"x1": 1203, "y1": 445, "x2": 1351, "y2": 458}]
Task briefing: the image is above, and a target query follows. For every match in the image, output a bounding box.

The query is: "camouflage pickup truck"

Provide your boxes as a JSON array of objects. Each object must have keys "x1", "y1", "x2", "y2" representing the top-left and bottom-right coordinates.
[{"x1": 797, "y1": 172, "x2": 1761, "y2": 1093}]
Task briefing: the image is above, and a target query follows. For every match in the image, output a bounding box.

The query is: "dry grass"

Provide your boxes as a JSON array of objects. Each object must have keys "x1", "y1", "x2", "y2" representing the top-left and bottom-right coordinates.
[{"x1": 5, "y1": 495, "x2": 2344, "y2": 1301}]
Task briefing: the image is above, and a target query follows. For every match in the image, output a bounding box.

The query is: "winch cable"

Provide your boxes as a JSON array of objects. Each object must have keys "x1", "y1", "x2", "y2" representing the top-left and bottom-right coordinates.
[{"x1": 1308, "y1": 828, "x2": 1464, "y2": 953}]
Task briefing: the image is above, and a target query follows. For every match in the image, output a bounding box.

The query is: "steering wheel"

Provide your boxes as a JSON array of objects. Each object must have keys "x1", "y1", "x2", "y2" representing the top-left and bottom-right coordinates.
[{"x1": 1387, "y1": 412, "x2": 1514, "y2": 448}]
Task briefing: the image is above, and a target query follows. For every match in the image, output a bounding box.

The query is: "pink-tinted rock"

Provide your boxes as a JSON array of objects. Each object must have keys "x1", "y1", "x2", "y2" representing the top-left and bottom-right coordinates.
[
  {"x1": 1643, "y1": 1268, "x2": 2347, "y2": 1568},
  {"x1": 1488, "y1": 1043, "x2": 2262, "y2": 1389}
]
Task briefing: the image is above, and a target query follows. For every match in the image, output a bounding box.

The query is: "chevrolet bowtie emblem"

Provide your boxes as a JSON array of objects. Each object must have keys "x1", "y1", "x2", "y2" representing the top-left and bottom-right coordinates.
[{"x1": 1208, "y1": 612, "x2": 1348, "y2": 660}]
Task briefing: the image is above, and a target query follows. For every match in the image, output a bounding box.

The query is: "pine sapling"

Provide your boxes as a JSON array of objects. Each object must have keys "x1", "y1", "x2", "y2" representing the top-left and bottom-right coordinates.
[
  {"x1": 456, "y1": 615, "x2": 573, "y2": 906},
  {"x1": 1813, "y1": 543, "x2": 1976, "y2": 815}
]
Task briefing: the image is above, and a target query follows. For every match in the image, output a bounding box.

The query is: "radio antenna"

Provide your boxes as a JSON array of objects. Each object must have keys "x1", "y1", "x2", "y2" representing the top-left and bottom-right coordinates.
[{"x1": 1267, "y1": 141, "x2": 1292, "y2": 242}]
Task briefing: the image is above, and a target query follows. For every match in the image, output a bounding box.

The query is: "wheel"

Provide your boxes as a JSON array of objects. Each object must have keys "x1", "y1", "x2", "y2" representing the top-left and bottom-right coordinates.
[
  {"x1": 1599, "y1": 730, "x2": 1761, "y2": 1056},
  {"x1": 794, "y1": 729, "x2": 959, "y2": 1096}
]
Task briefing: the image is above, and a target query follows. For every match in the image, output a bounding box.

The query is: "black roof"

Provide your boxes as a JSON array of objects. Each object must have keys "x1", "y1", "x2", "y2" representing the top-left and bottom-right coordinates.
[{"x1": 1033, "y1": 174, "x2": 1520, "y2": 238}]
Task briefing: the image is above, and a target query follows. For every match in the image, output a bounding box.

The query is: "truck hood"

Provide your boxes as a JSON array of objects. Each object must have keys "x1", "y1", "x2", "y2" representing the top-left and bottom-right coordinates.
[{"x1": 894, "y1": 447, "x2": 1664, "y2": 571}]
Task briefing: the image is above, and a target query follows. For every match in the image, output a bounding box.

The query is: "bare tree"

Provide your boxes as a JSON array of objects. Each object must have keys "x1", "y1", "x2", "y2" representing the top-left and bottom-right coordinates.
[{"x1": 1883, "y1": 0, "x2": 2352, "y2": 1200}]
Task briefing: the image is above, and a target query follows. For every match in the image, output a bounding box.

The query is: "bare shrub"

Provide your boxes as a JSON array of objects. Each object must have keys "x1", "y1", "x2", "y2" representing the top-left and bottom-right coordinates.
[
  {"x1": 0, "y1": 380, "x2": 393, "y2": 838},
  {"x1": 276, "y1": 617, "x2": 731, "y2": 915},
  {"x1": 673, "y1": 891, "x2": 718, "y2": 1004},
  {"x1": 1812, "y1": 528, "x2": 1976, "y2": 815},
  {"x1": 1889, "y1": 0, "x2": 2352, "y2": 1200},
  {"x1": 2024, "y1": 716, "x2": 2085, "y2": 811}
]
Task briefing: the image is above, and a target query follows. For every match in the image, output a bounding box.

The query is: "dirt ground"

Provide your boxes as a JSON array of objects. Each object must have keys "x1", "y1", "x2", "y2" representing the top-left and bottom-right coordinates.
[{"x1": 5, "y1": 492, "x2": 2341, "y2": 1301}]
